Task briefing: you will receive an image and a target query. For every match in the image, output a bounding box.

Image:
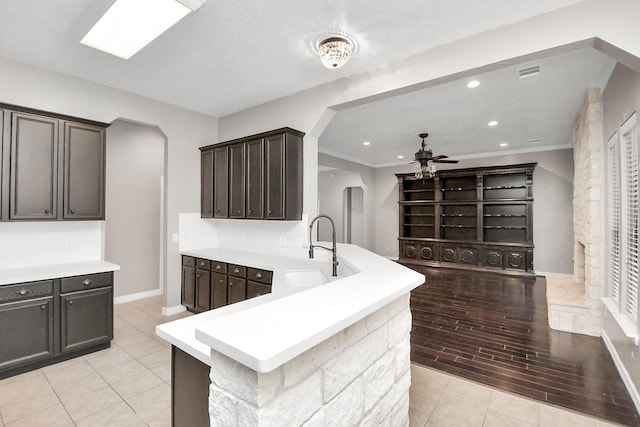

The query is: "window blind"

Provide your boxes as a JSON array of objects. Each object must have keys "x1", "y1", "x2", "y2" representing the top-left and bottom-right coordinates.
[
  {"x1": 623, "y1": 127, "x2": 639, "y2": 322},
  {"x1": 608, "y1": 137, "x2": 621, "y2": 303}
]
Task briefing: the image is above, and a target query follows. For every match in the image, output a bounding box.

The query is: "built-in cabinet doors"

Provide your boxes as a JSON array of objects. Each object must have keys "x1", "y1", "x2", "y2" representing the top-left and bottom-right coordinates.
[
  {"x1": 213, "y1": 146, "x2": 228, "y2": 218},
  {"x1": 60, "y1": 287, "x2": 113, "y2": 353},
  {"x1": 229, "y1": 143, "x2": 246, "y2": 218},
  {"x1": 246, "y1": 139, "x2": 264, "y2": 219},
  {"x1": 182, "y1": 265, "x2": 196, "y2": 310},
  {"x1": 264, "y1": 134, "x2": 285, "y2": 219},
  {"x1": 201, "y1": 149, "x2": 214, "y2": 218},
  {"x1": 9, "y1": 112, "x2": 59, "y2": 220},
  {"x1": 63, "y1": 122, "x2": 105, "y2": 219},
  {"x1": 0, "y1": 297, "x2": 55, "y2": 370}
]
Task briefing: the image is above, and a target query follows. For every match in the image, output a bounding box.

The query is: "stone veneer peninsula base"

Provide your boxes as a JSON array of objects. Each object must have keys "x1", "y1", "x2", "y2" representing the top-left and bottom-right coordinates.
[{"x1": 209, "y1": 294, "x2": 412, "y2": 426}]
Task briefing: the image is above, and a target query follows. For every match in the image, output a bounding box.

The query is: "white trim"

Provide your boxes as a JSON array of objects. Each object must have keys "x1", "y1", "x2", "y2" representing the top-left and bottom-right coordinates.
[
  {"x1": 162, "y1": 304, "x2": 187, "y2": 316},
  {"x1": 602, "y1": 329, "x2": 640, "y2": 414},
  {"x1": 536, "y1": 271, "x2": 573, "y2": 278},
  {"x1": 113, "y1": 288, "x2": 162, "y2": 304},
  {"x1": 602, "y1": 297, "x2": 639, "y2": 345}
]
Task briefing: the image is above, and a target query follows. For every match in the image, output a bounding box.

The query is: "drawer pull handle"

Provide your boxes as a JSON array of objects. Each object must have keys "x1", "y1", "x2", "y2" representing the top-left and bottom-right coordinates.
[
  {"x1": 40, "y1": 304, "x2": 46, "y2": 310},
  {"x1": 82, "y1": 279, "x2": 92, "y2": 286},
  {"x1": 70, "y1": 209, "x2": 76, "y2": 214},
  {"x1": 44, "y1": 209, "x2": 50, "y2": 214},
  {"x1": 215, "y1": 265, "x2": 221, "y2": 270},
  {"x1": 229, "y1": 281, "x2": 233, "y2": 286},
  {"x1": 219, "y1": 279, "x2": 224, "y2": 284},
  {"x1": 200, "y1": 262, "x2": 205, "y2": 267},
  {"x1": 17, "y1": 289, "x2": 28, "y2": 296},
  {"x1": 255, "y1": 273, "x2": 262, "y2": 279},
  {"x1": 68, "y1": 300, "x2": 74, "y2": 305},
  {"x1": 234, "y1": 268, "x2": 239, "y2": 273}
]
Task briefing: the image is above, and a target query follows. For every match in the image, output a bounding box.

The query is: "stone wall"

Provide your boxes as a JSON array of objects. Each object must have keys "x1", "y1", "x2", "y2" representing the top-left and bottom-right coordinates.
[
  {"x1": 208, "y1": 294, "x2": 412, "y2": 426},
  {"x1": 547, "y1": 88, "x2": 605, "y2": 336}
]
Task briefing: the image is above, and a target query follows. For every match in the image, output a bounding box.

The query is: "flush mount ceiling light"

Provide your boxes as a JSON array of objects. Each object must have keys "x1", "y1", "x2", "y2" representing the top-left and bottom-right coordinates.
[
  {"x1": 466, "y1": 80, "x2": 480, "y2": 88},
  {"x1": 488, "y1": 120, "x2": 499, "y2": 127},
  {"x1": 316, "y1": 34, "x2": 356, "y2": 69},
  {"x1": 81, "y1": 0, "x2": 206, "y2": 59}
]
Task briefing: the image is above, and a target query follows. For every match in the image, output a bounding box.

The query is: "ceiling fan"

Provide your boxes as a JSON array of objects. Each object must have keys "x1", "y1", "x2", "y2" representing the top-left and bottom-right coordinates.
[{"x1": 414, "y1": 132, "x2": 458, "y2": 179}]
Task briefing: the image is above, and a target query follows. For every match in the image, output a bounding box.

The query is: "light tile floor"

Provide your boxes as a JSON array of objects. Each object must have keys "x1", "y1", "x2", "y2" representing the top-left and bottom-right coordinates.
[{"x1": 0, "y1": 296, "x2": 626, "y2": 427}]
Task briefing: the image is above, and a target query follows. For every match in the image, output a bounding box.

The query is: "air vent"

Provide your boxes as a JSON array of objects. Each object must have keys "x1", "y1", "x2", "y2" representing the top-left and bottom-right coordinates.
[{"x1": 518, "y1": 65, "x2": 540, "y2": 79}]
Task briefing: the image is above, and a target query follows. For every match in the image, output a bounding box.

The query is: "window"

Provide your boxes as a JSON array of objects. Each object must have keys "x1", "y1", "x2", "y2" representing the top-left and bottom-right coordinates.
[{"x1": 606, "y1": 112, "x2": 639, "y2": 342}]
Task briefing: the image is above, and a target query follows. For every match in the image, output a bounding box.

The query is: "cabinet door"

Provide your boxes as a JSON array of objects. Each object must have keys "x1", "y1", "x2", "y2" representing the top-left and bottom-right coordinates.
[
  {"x1": 246, "y1": 281, "x2": 271, "y2": 299},
  {"x1": 0, "y1": 297, "x2": 54, "y2": 370},
  {"x1": 229, "y1": 143, "x2": 246, "y2": 218},
  {"x1": 60, "y1": 287, "x2": 113, "y2": 353},
  {"x1": 264, "y1": 134, "x2": 285, "y2": 219},
  {"x1": 213, "y1": 146, "x2": 229, "y2": 217},
  {"x1": 195, "y1": 269, "x2": 210, "y2": 312},
  {"x1": 9, "y1": 112, "x2": 59, "y2": 219},
  {"x1": 63, "y1": 122, "x2": 105, "y2": 219},
  {"x1": 246, "y1": 139, "x2": 264, "y2": 219},
  {"x1": 201, "y1": 149, "x2": 214, "y2": 218},
  {"x1": 182, "y1": 265, "x2": 196, "y2": 310},
  {"x1": 211, "y1": 273, "x2": 227, "y2": 309},
  {"x1": 227, "y1": 277, "x2": 246, "y2": 304}
]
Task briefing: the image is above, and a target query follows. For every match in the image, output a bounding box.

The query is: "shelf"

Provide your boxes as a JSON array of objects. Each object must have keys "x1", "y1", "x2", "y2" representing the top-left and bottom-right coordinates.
[
  {"x1": 441, "y1": 225, "x2": 476, "y2": 228},
  {"x1": 483, "y1": 185, "x2": 526, "y2": 190},
  {"x1": 404, "y1": 189, "x2": 435, "y2": 193},
  {"x1": 483, "y1": 214, "x2": 526, "y2": 217},
  {"x1": 441, "y1": 214, "x2": 476, "y2": 217},
  {"x1": 483, "y1": 226, "x2": 527, "y2": 229},
  {"x1": 403, "y1": 224, "x2": 435, "y2": 227},
  {"x1": 441, "y1": 187, "x2": 476, "y2": 192},
  {"x1": 404, "y1": 213, "x2": 435, "y2": 217}
]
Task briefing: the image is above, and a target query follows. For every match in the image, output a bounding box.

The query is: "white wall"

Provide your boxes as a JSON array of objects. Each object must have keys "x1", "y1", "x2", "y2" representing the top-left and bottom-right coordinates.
[
  {"x1": 0, "y1": 55, "x2": 218, "y2": 311},
  {"x1": 0, "y1": 221, "x2": 102, "y2": 270},
  {"x1": 105, "y1": 120, "x2": 165, "y2": 299},
  {"x1": 317, "y1": 169, "x2": 366, "y2": 246}
]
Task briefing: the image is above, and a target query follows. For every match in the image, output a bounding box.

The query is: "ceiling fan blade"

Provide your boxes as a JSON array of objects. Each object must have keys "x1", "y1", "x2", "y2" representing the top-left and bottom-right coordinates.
[
  {"x1": 433, "y1": 159, "x2": 459, "y2": 164},
  {"x1": 431, "y1": 155, "x2": 449, "y2": 160}
]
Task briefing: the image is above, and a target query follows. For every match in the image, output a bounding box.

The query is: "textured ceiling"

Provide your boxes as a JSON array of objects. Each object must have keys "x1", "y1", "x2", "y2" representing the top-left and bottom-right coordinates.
[
  {"x1": 0, "y1": 0, "x2": 586, "y2": 117},
  {"x1": 319, "y1": 48, "x2": 616, "y2": 167}
]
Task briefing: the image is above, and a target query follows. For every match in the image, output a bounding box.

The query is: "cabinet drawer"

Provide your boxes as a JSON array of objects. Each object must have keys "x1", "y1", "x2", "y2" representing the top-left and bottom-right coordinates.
[
  {"x1": 211, "y1": 261, "x2": 227, "y2": 274},
  {"x1": 0, "y1": 281, "x2": 54, "y2": 304},
  {"x1": 183, "y1": 256, "x2": 196, "y2": 267},
  {"x1": 247, "y1": 268, "x2": 272, "y2": 284},
  {"x1": 228, "y1": 264, "x2": 246, "y2": 277},
  {"x1": 196, "y1": 258, "x2": 211, "y2": 270},
  {"x1": 61, "y1": 272, "x2": 112, "y2": 294}
]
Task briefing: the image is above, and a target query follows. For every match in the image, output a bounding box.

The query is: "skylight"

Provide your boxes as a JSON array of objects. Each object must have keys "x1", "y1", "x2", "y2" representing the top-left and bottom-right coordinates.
[{"x1": 81, "y1": 0, "x2": 204, "y2": 60}]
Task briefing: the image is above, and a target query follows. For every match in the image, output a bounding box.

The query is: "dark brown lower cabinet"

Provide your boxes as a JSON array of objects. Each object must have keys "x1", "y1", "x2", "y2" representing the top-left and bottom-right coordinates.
[
  {"x1": 0, "y1": 297, "x2": 55, "y2": 371},
  {"x1": 0, "y1": 272, "x2": 113, "y2": 379},
  {"x1": 172, "y1": 346, "x2": 210, "y2": 427},
  {"x1": 181, "y1": 255, "x2": 272, "y2": 313},
  {"x1": 60, "y1": 287, "x2": 113, "y2": 354}
]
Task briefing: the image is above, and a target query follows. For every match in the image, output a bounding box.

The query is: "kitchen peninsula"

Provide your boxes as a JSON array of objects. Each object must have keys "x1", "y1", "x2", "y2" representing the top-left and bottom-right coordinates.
[{"x1": 157, "y1": 243, "x2": 424, "y2": 426}]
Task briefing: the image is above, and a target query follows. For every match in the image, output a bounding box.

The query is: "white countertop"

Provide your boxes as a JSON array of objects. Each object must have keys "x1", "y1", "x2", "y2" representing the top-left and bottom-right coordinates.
[
  {"x1": 156, "y1": 244, "x2": 424, "y2": 371},
  {"x1": 0, "y1": 260, "x2": 120, "y2": 286}
]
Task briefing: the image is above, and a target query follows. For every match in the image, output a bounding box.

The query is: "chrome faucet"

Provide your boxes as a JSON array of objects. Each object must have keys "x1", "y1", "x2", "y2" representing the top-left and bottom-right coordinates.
[{"x1": 308, "y1": 214, "x2": 339, "y2": 276}]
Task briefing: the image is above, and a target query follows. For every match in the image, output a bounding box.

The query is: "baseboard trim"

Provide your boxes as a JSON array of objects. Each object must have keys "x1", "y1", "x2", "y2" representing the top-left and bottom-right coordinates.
[
  {"x1": 113, "y1": 288, "x2": 162, "y2": 305},
  {"x1": 602, "y1": 330, "x2": 640, "y2": 414},
  {"x1": 162, "y1": 305, "x2": 187, "y2": 316}
]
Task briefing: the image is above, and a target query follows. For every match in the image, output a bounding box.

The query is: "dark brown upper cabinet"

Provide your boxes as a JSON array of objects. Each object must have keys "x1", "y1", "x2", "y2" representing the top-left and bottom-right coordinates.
[
  {"x1": 63, "y1": 122, "x2": 105, "y2": 220},
  {"x1": 229, "y1": 143, "x2": 246, "y2": 218},
  {"x1": 0, "y1": 103, "x2": 108, "y2": 221},
  {"x1": 213, "y1": 146, "x2": 229, "y2": 218},
  {"x1": 201, "y1": 149, "x2": 214, "y2": 218},
  {"x1": 9, "y1": 112, "x2": 59, "y2": 220},
  {"x1": 200, "y1": 127, "x2": 304, "y2": 221}
]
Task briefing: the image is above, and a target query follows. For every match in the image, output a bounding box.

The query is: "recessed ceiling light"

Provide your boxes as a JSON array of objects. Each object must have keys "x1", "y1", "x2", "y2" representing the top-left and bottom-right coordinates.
[
  {"x1": 362, "y1": 141, "x2": 371, "y2": 146},
  {"x1": 500, "y1": 142, "x2": 508, "y2": 147},
  {"x1": 466, "y1": 80, "x2": 480, "y2": 88},
  {"x1": 397, "y1": 155, "x2": 404, "y2": 160},
  {"x1": 81, "y1": 0, "x2": 205, "y2": 60},
  {"x1": 488, "y1": 121, "x2": 498, "y2": 127}
]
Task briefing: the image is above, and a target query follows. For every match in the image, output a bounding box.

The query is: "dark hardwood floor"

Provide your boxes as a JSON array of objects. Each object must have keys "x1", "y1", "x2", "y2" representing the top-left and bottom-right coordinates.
[{"x1": 408, "y1": 266, "x2": 640, "y2": 426}]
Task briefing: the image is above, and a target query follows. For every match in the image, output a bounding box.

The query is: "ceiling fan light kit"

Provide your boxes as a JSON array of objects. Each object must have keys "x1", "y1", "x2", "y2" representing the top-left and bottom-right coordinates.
[{"x1": 414, "y1": 132, "x2": 458, "y2": 179}]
